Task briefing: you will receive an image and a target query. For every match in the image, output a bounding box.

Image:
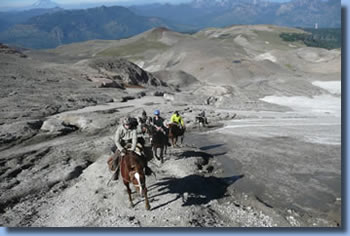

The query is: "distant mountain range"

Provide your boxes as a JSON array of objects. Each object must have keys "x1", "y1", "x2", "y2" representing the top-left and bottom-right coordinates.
[
  {"x1": 0, "y1": 8, "x2": 62, "y2": 31},
  {"x1": 0, "y1": 6, "x2": 173, "y2": 49},
  {"x1": 131, "y1": 0, "x2": 341, "y2": 28},
  {"x1": 0, "y1": 0, "x2": 340, "y2": 49}
]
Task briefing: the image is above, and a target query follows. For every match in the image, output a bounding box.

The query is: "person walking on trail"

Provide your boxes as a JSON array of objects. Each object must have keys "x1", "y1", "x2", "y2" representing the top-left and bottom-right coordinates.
[{"x1": 170, "y1": 111, "x2": 185, "y2": 130}]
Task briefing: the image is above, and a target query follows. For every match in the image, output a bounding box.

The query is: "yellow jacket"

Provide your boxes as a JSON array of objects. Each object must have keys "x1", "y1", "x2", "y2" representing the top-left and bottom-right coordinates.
[{"x1": 170, "y1": 114, "x2": 184, "y2": 126}]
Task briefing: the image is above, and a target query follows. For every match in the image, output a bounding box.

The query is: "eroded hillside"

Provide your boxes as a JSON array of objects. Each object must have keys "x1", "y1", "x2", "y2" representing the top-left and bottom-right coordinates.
[{"x1": 37, "y1": 25, "x2": 340, "y2": 109}]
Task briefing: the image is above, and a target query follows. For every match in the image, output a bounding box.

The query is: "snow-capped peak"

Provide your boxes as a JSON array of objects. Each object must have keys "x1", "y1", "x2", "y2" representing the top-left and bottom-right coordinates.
[{"x1": 32, "y1": 0, "x2": 59, "y2": 9}]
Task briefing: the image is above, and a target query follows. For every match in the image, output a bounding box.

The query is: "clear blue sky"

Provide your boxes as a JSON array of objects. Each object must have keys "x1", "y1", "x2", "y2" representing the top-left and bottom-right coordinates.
[{"x1": 0, "y1": 0, "x2": 291, "y2": 8}]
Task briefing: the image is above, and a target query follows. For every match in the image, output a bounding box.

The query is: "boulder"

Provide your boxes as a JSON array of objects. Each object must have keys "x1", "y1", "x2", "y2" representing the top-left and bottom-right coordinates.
[
  {"x1": 153, "y1": 91, "x2": 164, "y2": 97},
  {"x1": 163, "y1": 93, "x2": 175, "y2": 101},
  {"x1": 136, "y1": 91, "x2": 146, "y2": 98},
  {"x1": 0, "y1": 43, "x2": 27, "y2": 58},
  {"x1": 84, "y1": 75, "x2": 124, "y2": 89},
  {"x1": 206, "y1": 96, "x2": 218, "y2": 105},
  {"x1": 89, "y1": 58, "x2": 167, "y2": 87},
  {"x1": 41, "y1": 118, "x2": 77, "y2": 135},
  {"x1": 121, "y1": 96, "x2": 136, "y2": 102}
]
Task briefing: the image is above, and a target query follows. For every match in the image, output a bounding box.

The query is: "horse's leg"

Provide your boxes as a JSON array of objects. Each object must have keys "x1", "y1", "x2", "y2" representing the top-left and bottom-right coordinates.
[
  {"x1": 125, "y1": 182, "x2": 134, "y2": 208},
  {"x1": 170, "y1": 137, "x2": 174, "y2": 147},
  {"x1": 181, "y1": 134, "x2": 184, "y2": 145},
  {"x1": 153, "y1": 146, "x2": 159, "y2": 160},
  {"x1": 143, "y1": 186, "x2": 150, "y2": 210},
  {"x1": 160, "y1": 146, "x2": 164, "y2": 164},
  {"x1": 174, "y1": 137, "x2": 178, "y2": 147}
]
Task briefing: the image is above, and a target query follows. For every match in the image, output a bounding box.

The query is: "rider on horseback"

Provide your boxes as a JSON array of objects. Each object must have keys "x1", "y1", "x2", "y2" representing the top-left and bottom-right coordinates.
[
  {"x1": 152, "y1": 109, "x2": 171, "y2": 147},
  {"x1": 140, "y1": 110, "x2": 150, "y2": 124},
  {"x1": 137, "y1": 110, "x2": 154, "y2": 162},
  {"x1": 197, "y1": 110, "x2": 209, "y2": 125},
  {"x1": 170, "y1": 111, "x2": 185, "y2": 130},
  {"x1": 108, "y1": 116, "x2": 152, "y2": 180},
  {"x1": 152, "y1": 110, "x2": 166, "y2": 134},
  {"x1": 137, "y1": 110, "x2": 148, "y2": 145}
]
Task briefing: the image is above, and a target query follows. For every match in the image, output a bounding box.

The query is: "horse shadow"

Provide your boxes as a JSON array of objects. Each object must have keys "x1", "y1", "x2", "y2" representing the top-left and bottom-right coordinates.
[
  {"x1": 199, "y1": 143, "x2": 225, "y2": 151},
  {"x1": 149, "y1": 174, "x2": 244, "y2": 210},
  {"x1": 179, "y1": 150, "x2": 213, "y2": 159}
]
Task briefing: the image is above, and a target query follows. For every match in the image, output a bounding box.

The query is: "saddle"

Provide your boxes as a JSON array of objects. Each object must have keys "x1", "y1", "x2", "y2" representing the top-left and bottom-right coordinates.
[{"x1": 107, "y1": 142, "x2": 146, "y2": 172}]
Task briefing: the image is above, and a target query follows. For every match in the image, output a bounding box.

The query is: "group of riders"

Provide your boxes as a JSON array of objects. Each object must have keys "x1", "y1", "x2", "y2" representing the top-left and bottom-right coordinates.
[{"x1": 107, "y1": 109, "x2": 186, "y2": 181}]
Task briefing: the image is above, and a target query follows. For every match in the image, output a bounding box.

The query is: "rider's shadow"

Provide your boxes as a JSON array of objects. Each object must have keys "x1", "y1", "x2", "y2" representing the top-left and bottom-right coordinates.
[
  {"x1": 199, "y1": 143, "x2": 225, "y2": 151},
  {"x1": 149, "y1": 174, "x2": 244, "y2": 210}
]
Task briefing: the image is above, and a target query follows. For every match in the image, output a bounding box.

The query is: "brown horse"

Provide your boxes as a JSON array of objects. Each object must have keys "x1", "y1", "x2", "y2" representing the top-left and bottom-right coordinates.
[
  {"x1": 168, "y1": 123, "x2": 185, "y2": 147},
  {"x1": 119, "y1": 150, "x2": 150, "y2": 210},
  {"x1": 144, "y1": 124, "x2": 168, "y2": 163}
]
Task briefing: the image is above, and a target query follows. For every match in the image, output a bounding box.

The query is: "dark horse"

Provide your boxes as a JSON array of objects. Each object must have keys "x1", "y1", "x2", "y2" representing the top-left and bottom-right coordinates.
[
  {"x1": 195, "y1": 116, "x2": 207, "y2": 127},
  {"x1": 168, "y1": 123, "x2": 185, "y2": 147},
  {"x1": 119, "y1": 150, "x2": 150, "y2": 210},
  {"x1": 145, "y1": 124, "x2": 168, "y2": 163}
]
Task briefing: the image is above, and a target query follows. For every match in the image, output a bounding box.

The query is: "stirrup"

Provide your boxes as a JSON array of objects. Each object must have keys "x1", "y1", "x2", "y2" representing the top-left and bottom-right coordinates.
[{"x1": 108, "y1": 157, "x2": 116, "y2": 171}]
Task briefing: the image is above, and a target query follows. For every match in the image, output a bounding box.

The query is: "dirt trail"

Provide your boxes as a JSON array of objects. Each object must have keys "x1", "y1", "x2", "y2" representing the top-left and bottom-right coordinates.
[{"x1": 27, "y1": 145, "x2": 287, "y2": 227}]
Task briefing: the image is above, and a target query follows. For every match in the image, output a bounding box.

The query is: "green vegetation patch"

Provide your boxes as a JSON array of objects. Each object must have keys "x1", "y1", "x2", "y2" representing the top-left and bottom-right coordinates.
[
  {"x1": 280, "y1": 28, "x2": 341, "y2": 50},
  {"x1": 285, "y1": 63, "x2": 296, "y2": 71},
  {"x1": 252, "y1": 30, "x2": 304, "y2": 50},
  {"x1": 97, "y1": 38, "x2": 170, "y2": 57}
]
